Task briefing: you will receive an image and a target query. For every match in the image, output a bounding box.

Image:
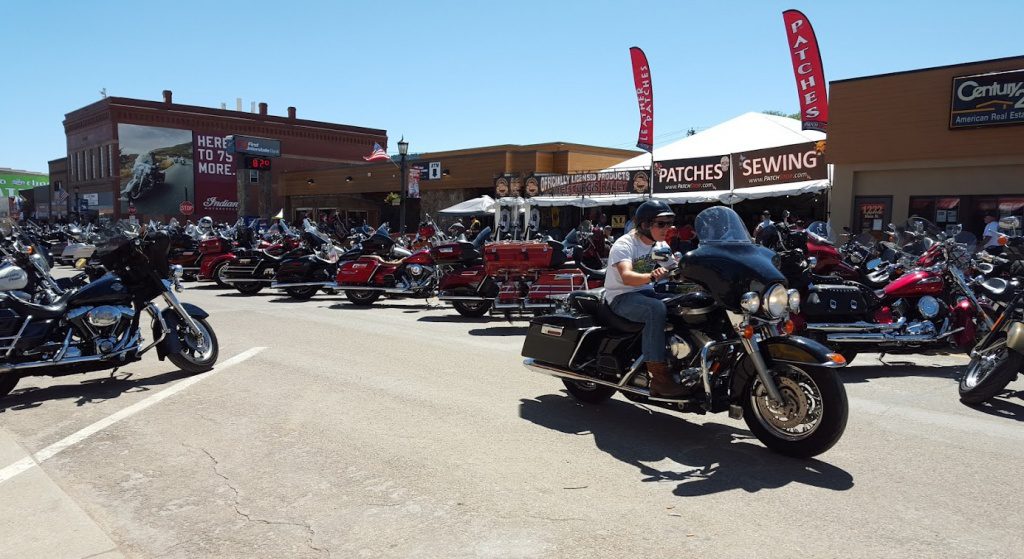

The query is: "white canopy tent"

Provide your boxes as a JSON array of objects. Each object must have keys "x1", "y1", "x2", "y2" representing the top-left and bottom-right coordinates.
[
  {"x1": 605, "y1": 111, "x2": 831, "y2": 205},
  {"x1": 438, "y1": 195, "x2": 496, "y2": 216}
]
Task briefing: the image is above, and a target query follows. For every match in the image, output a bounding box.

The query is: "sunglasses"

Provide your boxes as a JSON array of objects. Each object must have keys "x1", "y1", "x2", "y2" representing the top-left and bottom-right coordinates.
[{"x1": 652, "y1": 220, "x2": 674, "y2": 229}]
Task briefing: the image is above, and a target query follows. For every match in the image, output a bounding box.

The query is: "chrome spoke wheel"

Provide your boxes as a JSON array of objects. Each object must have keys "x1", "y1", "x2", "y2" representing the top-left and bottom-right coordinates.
[
  {"x1": 750, "y1": 366, "x2": 824, "y2": 442},
  {"x1": 180, "y1": 319, "x2": 214, "y2": 362},
  {"x1": 964, "y1": 341, "x2": 1007, "y2": 389}
]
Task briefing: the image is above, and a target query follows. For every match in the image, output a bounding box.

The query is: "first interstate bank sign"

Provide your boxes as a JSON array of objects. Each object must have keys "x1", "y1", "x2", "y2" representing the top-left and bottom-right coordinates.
[{"x1": 950, "y1": 68, "x2": 1024, "y2": 129}]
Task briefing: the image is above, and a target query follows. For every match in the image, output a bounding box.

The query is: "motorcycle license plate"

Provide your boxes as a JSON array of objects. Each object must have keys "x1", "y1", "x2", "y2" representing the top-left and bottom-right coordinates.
[{"x1": 238, "y1": 259, "x2": 252, "y2": 265}]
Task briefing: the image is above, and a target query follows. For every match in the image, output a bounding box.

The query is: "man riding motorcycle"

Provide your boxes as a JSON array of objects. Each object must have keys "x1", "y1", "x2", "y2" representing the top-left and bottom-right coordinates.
[{"x1": 605, "y1": 200, "x2": 685, "y2": 398}]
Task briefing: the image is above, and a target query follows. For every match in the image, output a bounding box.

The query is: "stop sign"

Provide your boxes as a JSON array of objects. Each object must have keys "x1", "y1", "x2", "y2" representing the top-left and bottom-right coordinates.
[{"x1": 180, "y1": 201, "x2": 194, "y2": 216}]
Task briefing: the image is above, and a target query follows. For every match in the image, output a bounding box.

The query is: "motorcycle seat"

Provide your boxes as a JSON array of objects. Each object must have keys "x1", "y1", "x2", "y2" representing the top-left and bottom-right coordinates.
[
  {"x1": 578, "y1": 262, "x2": 606, "y2": 280},
  {"x1": 3, "y1": 290, "x2": 75, "y2": 320},
  {"x1": 979, "y1": 278, "x2": 1019, "y2": 301},
  {"x1": 567, "y1": 289, "x2": 643, "y2": 333}
]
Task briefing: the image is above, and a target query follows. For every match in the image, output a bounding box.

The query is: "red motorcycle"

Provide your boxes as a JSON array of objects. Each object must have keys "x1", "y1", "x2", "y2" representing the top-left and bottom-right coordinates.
[
  {"x1": 196, "y1": 222, "x2": 242, "y2": 287},
  {"x1": 436, "y1": 228, "x2": 605, "y2": 317},
  {"x1": 334, "y1": 217, "x2": 453, "y2": 306},
  {"x1": 793, "y1": 230, "x2": 992, "y2": 362}
]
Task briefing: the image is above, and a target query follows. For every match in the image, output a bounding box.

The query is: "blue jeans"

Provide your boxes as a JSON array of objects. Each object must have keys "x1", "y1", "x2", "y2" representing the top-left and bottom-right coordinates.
[{"x1": 609, "y1": 290, "x2": 667, "y2": 362}]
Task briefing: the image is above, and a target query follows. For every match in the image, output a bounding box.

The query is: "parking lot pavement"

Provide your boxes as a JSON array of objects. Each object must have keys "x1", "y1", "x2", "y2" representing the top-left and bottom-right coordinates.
[{"x1": 1, "y1": 279, "x2": 1022, "y2": 558}]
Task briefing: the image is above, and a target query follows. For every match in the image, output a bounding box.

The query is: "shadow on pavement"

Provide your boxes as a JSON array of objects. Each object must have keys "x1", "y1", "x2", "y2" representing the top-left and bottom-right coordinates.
[
  {"x1": 0, "y1": 368, "x2": 194, "y2": 413},
  {"x1": 519, "y1": 393, "x2": 854, "y2": 497},
  {"x1": 325, "y1": 303, "x2": 439, "y2": 311},
  {"x1": 467, "y1": 326, "x2": 529, "y2": 337},
  {"x1": 839, "y1": 364, "x2": 961, "y2": 383},
  {"x1": 963, "y1": 390, "x2": 1024, "y2": 422}
]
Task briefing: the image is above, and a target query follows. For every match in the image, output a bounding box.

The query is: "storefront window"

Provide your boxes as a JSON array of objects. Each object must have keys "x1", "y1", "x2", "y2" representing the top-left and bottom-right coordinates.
[{"x1": 853, "y1": 196, "x2": 892, "y2": 238}]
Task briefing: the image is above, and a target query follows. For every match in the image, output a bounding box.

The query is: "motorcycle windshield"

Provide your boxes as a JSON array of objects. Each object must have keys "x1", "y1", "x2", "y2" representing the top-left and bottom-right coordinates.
[
  {"x1": 695, "y1": 206, "x2": 753, "y2": 245},
  {"x1": 806, "y1": 221, "x2": 834, "y2": 244}
]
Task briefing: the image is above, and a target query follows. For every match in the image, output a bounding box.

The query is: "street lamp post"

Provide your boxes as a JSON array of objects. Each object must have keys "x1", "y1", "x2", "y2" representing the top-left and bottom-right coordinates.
[{"x1": 398, "y1": 137, "x2": 409, "y2": 236}]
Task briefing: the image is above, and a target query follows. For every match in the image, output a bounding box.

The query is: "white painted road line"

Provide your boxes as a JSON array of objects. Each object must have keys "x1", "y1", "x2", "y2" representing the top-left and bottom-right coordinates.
[{"x1": 0, "y1": 347, "x2": 266, "y2": 485}]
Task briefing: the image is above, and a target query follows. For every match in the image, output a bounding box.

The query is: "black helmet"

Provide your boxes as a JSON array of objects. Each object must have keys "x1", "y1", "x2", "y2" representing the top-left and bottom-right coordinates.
[{"x1": 634, "y1": 200, "x2": 675, "y2": 225}]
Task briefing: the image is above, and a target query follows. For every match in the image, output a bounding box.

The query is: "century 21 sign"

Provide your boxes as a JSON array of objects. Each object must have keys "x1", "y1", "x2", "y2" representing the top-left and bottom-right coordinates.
[{"x1": 950, "y1": 68, "x2": 1024, "y2": 129}]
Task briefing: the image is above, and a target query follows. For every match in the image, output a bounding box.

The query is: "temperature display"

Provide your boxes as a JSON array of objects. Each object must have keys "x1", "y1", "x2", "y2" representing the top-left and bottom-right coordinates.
[{"x1": 244, "y1": 156, "x2": 272, "y2": 170}]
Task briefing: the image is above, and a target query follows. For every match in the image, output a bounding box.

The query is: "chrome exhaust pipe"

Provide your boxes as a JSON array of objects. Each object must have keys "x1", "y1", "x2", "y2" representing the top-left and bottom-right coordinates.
[
  {"x1": 0, "y1": 345, "x2": 141, "y2": 374},
  {"x1": 437, "y1": 295, "x2": 489, "y2": 302},
  {"x1": 523, "y1": 359, "x2": 699, "y2": 403},
  {"x1": 806, "y1": 316, "x2": 906, "y2": 333},
  {"x1": 271, "y1": 281, "x2": 335, "y2": 289},
  {"x1": 825, "y1": 332, "x2": 936, "y2": 344}
]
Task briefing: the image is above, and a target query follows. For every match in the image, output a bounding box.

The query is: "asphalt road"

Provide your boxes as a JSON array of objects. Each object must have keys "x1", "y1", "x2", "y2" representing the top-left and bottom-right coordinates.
[{"x1": 1, "y1": 279, "x2": 1022, "y2": 558}]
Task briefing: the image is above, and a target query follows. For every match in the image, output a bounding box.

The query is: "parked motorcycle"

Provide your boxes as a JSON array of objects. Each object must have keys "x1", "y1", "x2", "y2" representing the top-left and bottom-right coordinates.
[
  {"x1": 795, "y1": 228, "x2": 989, "y2": 362},
  {"x1": 436, "y1": 227, "x2": 605, "y2": 317},
  {"x1": 270, "y1": 221, "x2": 382, "y2": 300},
  {"x1": 958, "y1": 236, "x2": 1024, "y2": 404},
  {"x1": 196, "y1": 220, "x2": 242, "y2": 287},
  {"x1": 521, "y1": 206, "x2": 848, "y2": 458},
  {"x1": 336, "y1": 218, "x2": 454, "y2": 306},
  {"x1": 0, "y1": 225, "x2": 218, "y2": 400},
  {"x1": 219, "y1": 221, "x2": 306, "y2": 295}
]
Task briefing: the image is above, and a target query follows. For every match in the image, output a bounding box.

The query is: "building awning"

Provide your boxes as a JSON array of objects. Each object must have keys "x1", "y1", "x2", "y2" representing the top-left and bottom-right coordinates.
[
  {"x1": 719, "y1": 180, "x2": 830, "y2": 204},
  {"x1": 497, "y1": 194, "x2": 646, "y2": 207},
  {"x1": 439, "y1": 195, "x2": 496, "y2": 216}
]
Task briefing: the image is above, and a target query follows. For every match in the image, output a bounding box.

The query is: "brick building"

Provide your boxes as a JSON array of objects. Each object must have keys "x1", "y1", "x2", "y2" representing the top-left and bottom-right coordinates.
[{"x1": 52, "y1": 90, "x2": 386, "y2": 222}]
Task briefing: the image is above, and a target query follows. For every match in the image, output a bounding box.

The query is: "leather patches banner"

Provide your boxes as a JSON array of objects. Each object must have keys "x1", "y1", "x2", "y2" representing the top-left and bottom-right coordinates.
[
  {"x1": 653, "y1": 155, "x2": 730, "y2": 192},
  {"x1": 629, "y1": 47, "x2": 655, "y2": 153}
]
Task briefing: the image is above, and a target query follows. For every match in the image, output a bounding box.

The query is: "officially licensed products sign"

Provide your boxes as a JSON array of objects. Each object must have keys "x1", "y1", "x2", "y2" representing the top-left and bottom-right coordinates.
[{"x1": 950, "y1": 69, "x2": 1024, "y2": 129}]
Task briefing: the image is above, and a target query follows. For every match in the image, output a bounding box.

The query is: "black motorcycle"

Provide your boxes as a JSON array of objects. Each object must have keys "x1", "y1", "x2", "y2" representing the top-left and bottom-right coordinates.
[
  {"x1": 0, "y1": 225, "x2": 219, "y2": 400},
  {"x1": 271, "y1": 223, "x2": 404, "y2": 300},
  {"x1": 521, "y1": 206, "x2": 849, "y2": 458},
  {"x1": 219, "y1": 222, "x2": 308, "y2": 296},
  {"x1": 959, "y1": 237, "x2": 1024, "y2": 404}
]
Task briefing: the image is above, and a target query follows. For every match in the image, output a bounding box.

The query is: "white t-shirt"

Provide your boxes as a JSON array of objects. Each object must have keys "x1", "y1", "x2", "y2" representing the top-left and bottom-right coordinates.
[
  {"x1": 983, "y1": 220, "x2": 1001, "y2": 247},
  {"x1": 604, "y1": 232, "x2": 668, "y2": 303}
]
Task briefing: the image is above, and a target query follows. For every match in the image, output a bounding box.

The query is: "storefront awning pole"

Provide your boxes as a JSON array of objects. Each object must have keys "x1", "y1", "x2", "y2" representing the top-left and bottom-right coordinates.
[{"x1": 649, "y1": 153, "x2": 655, "y2": 200}]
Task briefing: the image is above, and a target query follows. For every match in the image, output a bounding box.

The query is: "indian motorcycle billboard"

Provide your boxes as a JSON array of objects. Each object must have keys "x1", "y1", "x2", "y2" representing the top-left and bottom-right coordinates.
[{"x1": 117, "y1": 124, "x2": 239, "y2": 219}]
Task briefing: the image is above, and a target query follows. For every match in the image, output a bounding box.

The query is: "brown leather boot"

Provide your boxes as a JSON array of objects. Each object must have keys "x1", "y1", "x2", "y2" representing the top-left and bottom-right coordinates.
[{"x1": 647, "y1": 361, "x2": 686, "y2": 398}]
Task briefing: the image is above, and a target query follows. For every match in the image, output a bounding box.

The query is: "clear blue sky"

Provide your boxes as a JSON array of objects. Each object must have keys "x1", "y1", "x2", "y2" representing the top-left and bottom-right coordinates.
[{"x1": 2, "y1": 0, "x2": 1019, "y2": 173}]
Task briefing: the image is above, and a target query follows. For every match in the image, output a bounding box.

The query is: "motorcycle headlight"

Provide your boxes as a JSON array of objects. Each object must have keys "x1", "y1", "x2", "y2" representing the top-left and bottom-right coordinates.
[
  {"x1": 740, "y1": 291, "x2": 760, "y2": 314},
  {"x1": 786, "y1": 288, "x2": 800, "y2": 313},
  {"x1": 764, "y1": 284, "x2": 789, "y2": 318}
]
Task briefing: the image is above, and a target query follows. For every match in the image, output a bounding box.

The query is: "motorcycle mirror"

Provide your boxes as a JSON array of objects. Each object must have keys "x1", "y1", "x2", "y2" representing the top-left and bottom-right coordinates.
[{"x1": 651, "y1": 247, "x2": 673, "y2": 262}]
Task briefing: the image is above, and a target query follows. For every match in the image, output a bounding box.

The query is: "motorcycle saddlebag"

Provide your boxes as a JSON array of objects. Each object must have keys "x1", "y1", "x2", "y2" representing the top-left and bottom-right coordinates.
[
  {"x1": 802, "y1": 284, "x2": 868, "y2": 319},
  {"x1": 522, "y1": 314, "x2": 596, "y2": 368},
  {"x1": 484, "y1": 242, "x2": 557, "y2": 275},
  {"x1": 430, "y1": 242, "x2": 480, "y2": 265}
]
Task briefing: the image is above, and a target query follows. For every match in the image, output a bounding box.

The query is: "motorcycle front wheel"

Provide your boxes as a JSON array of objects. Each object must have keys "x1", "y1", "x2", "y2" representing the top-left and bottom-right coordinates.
[
  {"x1": 741, "y1": 363, "x2": 848, "y2": 458},
  {"x1": 167, "y1": 317, "x2": 219, "y2": 374},
  {"x1": 959, "y1": 338, "x2": 1022, "y2": 405}
]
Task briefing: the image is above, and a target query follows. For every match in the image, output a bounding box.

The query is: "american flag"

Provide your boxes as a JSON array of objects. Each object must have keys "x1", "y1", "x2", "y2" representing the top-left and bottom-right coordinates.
[
  {"x1": 55, "y1": 186, "x2": 69, "y2": 204},
  {"x1": 363, "y1": 143, "x2": 390, "y2": 162}
]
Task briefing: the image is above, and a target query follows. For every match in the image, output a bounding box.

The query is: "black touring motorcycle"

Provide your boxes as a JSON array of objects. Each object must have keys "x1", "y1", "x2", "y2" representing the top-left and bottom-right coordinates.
[
  {"x1": 522, "y1": 206, "x2": 849, "y2": 457},
  {"x1": 0, "y1": 225, "x2": 219, "y2": 399}
]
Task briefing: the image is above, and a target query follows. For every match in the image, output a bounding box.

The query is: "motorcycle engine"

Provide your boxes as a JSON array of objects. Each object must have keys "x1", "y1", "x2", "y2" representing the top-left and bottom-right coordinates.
[
  {"x1": 68, "y1": 306, "x2": 136, "y2": 353},
  {"x1": 403, "y1": 264, "x2": 434, "y2": 288}
]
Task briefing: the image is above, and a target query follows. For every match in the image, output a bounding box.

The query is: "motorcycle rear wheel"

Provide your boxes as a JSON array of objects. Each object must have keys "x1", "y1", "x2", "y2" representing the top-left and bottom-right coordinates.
[
  {"x1": 453, "y1": 300, "x2": 491, "y2": 317},
  {"x1": 213, "y1": 262, "x2": 231, "y2": 288},
  {"x1": 167, "y1": 317, "x2": 219, "y2": 374},
  {"x1": 286, "y1": 286, "x2": 318, "y2": 300},
  {"x1": 235, "y1": 283, "x2": 264, "y2": 296},
  {"x1": 562, "y1": 379, "x2": 616, "y2": 404},
  {"x1": 345, "y1": 290, "x2": 381, "y2": 306},
  {"x1": 959, "y1": 338, "x2": 1022, "y2": 405},
  {"x1": 741, "y1": 363, "x2": 848, "y2": 458}
]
